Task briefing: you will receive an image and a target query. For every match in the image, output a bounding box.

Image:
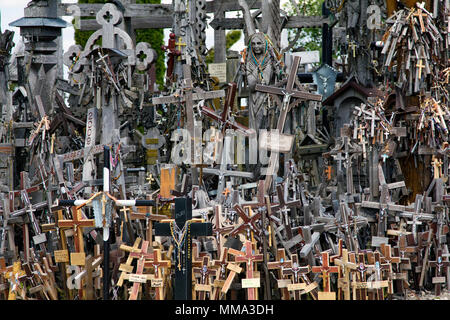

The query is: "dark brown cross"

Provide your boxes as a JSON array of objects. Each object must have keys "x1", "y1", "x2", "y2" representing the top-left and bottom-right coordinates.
[
  {"x1": 270, "y1": 184, "x2": 301, "y2": 240},
  {"x1": 380, "y1": 243, "x2": 401, "y2": 295},
  {"x1": 235, "y1": 240, "x2": 263, "y2": 300},
  {"x1": 267, "y1": 248, "x2": 291, "y2": 300},
  {"x1": 281, "y1": 254, "x2": 310, "y2": 300},
  {"x1": 311, "y1": 251, "x2": 340, "y2": 293},
  {"x1": 193, "y1": 255, "x2": 216, "y2": 300},
  {"x1": 229, "y1": 204, "x2": 262, "y2": 240},
  {"x1": 372, "y1": 251, "x2": 391, "y2": 300},
  {"x1": 428, "y1": 248, "x2": 450, "y2": 296},
  {"x1": 143, "y1": 248, "x2": 171, "y2": 300},
  {"x1": 201, "y1": 82, "x2": 253, "y2": 136},
  {"x1": 255, "y1": 56, "x2": 322, "y2": 192}
]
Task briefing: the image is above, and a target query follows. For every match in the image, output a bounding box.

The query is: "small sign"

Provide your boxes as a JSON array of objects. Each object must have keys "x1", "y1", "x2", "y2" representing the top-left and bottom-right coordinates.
[
  {"x1": 318, "y1": 291, "x2": 336, "y2": 300},
  {"x1": 151, "y1": 278, "x2": 163, "y2": 287},
  {"x1": 33, "y1": 233, "x2": 47, "y2": 245},
  {"x1": 213, "y1": 280, "x2": 225, "y2": 288},
  {"x1": 70, "y1": 252, "x2": 86, "y2": 266},
  {"x1": 277, "y1": 279, "x2": 291, "y2": 289},
  {"x1": 287, "y1": 283, "x2": 306, "y2": 291},
  {"x1": 241, "y1": 278, "x2": 260, "y2": 288},
  {"x1": 129, "y1": 274, "x2": 148, "y2": 283},
  {"x1": 195, "y1": 284, "x2": 212, "y2": 292},
  {"x1": 432, "y1": 276, "x2": 446, "y2": 284},
  {"x1": 54, "y1": 250, "x2": 69, "y2": 263},
  {"x1": 371, "y1": 236, "x2": 389, "y2": 247},
  {"x1": 369, "y1": 280, "x2": 389, "y2": 289},
  {"x1": 227, "y1": 263, "x2": 242, "y2": 274},
  {"x1": 208, "y1": 63, "x2": 227, "y2": 83}
]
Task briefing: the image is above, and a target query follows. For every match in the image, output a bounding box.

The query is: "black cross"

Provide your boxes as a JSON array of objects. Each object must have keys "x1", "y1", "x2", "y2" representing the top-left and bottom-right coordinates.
[{"x1": 154, "y1": 197, "x2": 212, "y2": 300}]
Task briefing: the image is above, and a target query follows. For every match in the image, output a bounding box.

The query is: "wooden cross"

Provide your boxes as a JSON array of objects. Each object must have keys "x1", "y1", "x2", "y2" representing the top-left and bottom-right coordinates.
[
  {"x1": 74, "y1": 254, "x2": 103, "y2": 300},
  {"x1": 154, "y1": 197, "x2": 212, "y2": 300},
  {"x1": 143, "y1": 248, "x2": 171, "y2": 300},
  {"x1": 333, "y1": 248, "x2": 357, "y2": 300},
  {"x1": 413, "y1": 9, "x2": 427, "y2": 33},
  {"x1": 280, "y1": 254, "x2": 311, "y2": 300},
  {"x1": 235, "y1": 240, "x2": 263, "y2": 300},
  {"x1": 117, "y1": 237, "x2": 142, "y2": 287},
  {"x1": 58, "y1": 208, "x2": 95, "y2": 257},
  {"x1": 193, "y1": 255, "x2": 215, "y2": 300},
  {"x1": 201, "y1": 82, "x2": 253, "y2": 136},
  {"x1": 255, "y1": 56, "x2": 322, "y2": 192},
  {"x1": 270, "y1": 185, "x2": 301, "y2": 240},
  {"x1": 380, "y1": 243, "x2": 401, "y2": 295},
  {"x1": 267, "y1": 248, "x2": 292, "y2": 300},
  {"x1": 220, "y1": 248, "x2": 245, "y2": 296},
  {"x1": 211, "y1": 247, "x2": 229, "y2": 300},
  {"x1": 212, "y1": 205, "x2": 233, "y2": 255},
  {"x1": 428, "y1": 248, "x2": 450, "y2": 296},
  {"x1": 128, "y1": 240, "x2": 150, "y2": 300},
  {"x1": 311, "y1": 251, "x2": 340, "y2": 300},
  {"x1": 369, "y1": 251, "x2": 391, "y2": 300},
  {"x1": 416, "y1": 59, "x2": 426, "y2": 79},
  {"x1": 229, "y1": 204, "x2": 262, "y2": 241},
  {"x1": 431, "y1": 156, "x2": 443, "y2": 179}
]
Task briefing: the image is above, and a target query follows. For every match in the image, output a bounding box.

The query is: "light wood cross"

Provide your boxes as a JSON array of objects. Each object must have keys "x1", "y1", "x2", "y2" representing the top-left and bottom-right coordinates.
[
  {"x1": 333, "y1": 248, "x2": 357, "y2": 300},
  {"x1": 128, "y1": 240, "x2": 151, "y2": 300},
  {"x1": 220, "y1": 248, "x2": 245, "y2": 296},
  {"x1": 416, "y1": 59, "x2": 426, "y2": 78}
]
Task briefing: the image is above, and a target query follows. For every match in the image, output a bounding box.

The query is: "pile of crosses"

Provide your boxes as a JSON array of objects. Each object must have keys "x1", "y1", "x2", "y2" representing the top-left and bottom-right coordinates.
[{"x1": 0, "y1": 0, "x2": 449, "y2": 300}]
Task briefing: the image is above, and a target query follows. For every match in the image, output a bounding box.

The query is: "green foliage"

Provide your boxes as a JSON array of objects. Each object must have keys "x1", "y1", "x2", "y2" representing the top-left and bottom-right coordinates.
[
  {"x1": 205, "y1": 30, "x2": 242, "y2": 64},
  {"x1": 74, "y1": 0, "x2": 165, "y2": 87},
  {"x1": 282, "y1": 0, "x2": 323, "y2": 54}
]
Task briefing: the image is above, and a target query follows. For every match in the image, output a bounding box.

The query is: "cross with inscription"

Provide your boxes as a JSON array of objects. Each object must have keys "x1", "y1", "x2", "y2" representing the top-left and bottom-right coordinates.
[
  {"x1": 255, "y1": 56, "x2": 322, "y2": 192},
  {"x1": 281, "y1": 254, "x2": 311, "y2": 300},
  {"x1": 193, "y1": 255, "x2": 215, "y2": 300},
  {"x1": 154, "y1": 197, "x2": 212, "y2": 300},
  {"x1": 143, "y1": 248, "x2": 171, "y2": 300},
  {"x1": 428, "y1": 248, "x2": 450, "y2": 296},
  {"x1": 235, "y1": 240, "x2": 263, "y2": 300}
]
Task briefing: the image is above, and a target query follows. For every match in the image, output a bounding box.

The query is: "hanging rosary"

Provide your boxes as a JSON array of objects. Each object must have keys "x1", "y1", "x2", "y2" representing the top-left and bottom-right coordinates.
[{"x1": 169, "y1": 220, "x2": 193, "y2": 272}]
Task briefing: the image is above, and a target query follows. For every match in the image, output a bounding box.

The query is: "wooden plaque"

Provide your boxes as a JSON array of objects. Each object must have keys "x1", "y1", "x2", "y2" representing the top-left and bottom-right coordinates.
[
  {"x1": 129, "y1": 274, "x2": 148, "y2": 283},
  {"x1": 213, "y1": 280, "x2": 225, "y2": 288},
  {"x1": 54, "y1": 250, "x2": 69, "y2": 263},
  {"x1": 277, "y1": 279, "x2": 291, "y2": 289},
  {"x1": 318, "y1": 291, "x2": 336, "y2": 300},
  {"x1": 287, "y1": 283, "x2": 306, "y2": 291},
  {"x1": 371, "y1": 236, "x2": 389, "y2": 247},
  {"x1": 151, "y1": 278, "x2": 164, "y2": 287},
  {"x1": 195, "y1": 284, "x2": 212, "y2": 292},
  {"x1": 208, "y1": 63, "x2": 227, "y2": 83},
  {"x1": 70, "y1": 252, "x2": 86, "y2": 266},
  {"x1": 370, "y1": 280, "x2": 389, "y2": 289},
  {"x1": 432, "y1": 277, "x2": 446, "y2": 284},
  {"x1": 119, "y1": 263, "x2": 134, "y2": 273},
  {"x1": 227, "y1": 263, "x2": 242, "y2": 274},
  {"x1": 241, "y1": 278, "x2": 260, "y2": 288}
]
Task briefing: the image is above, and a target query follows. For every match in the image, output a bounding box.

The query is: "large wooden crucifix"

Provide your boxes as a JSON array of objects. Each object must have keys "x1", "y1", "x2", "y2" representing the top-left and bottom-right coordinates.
[
  {"x1": 255, "y1": 56, "x2": 322, "y2": 193},
  {"x1": 154, "y1": 197, "x2": 212, "y2": 300}
]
